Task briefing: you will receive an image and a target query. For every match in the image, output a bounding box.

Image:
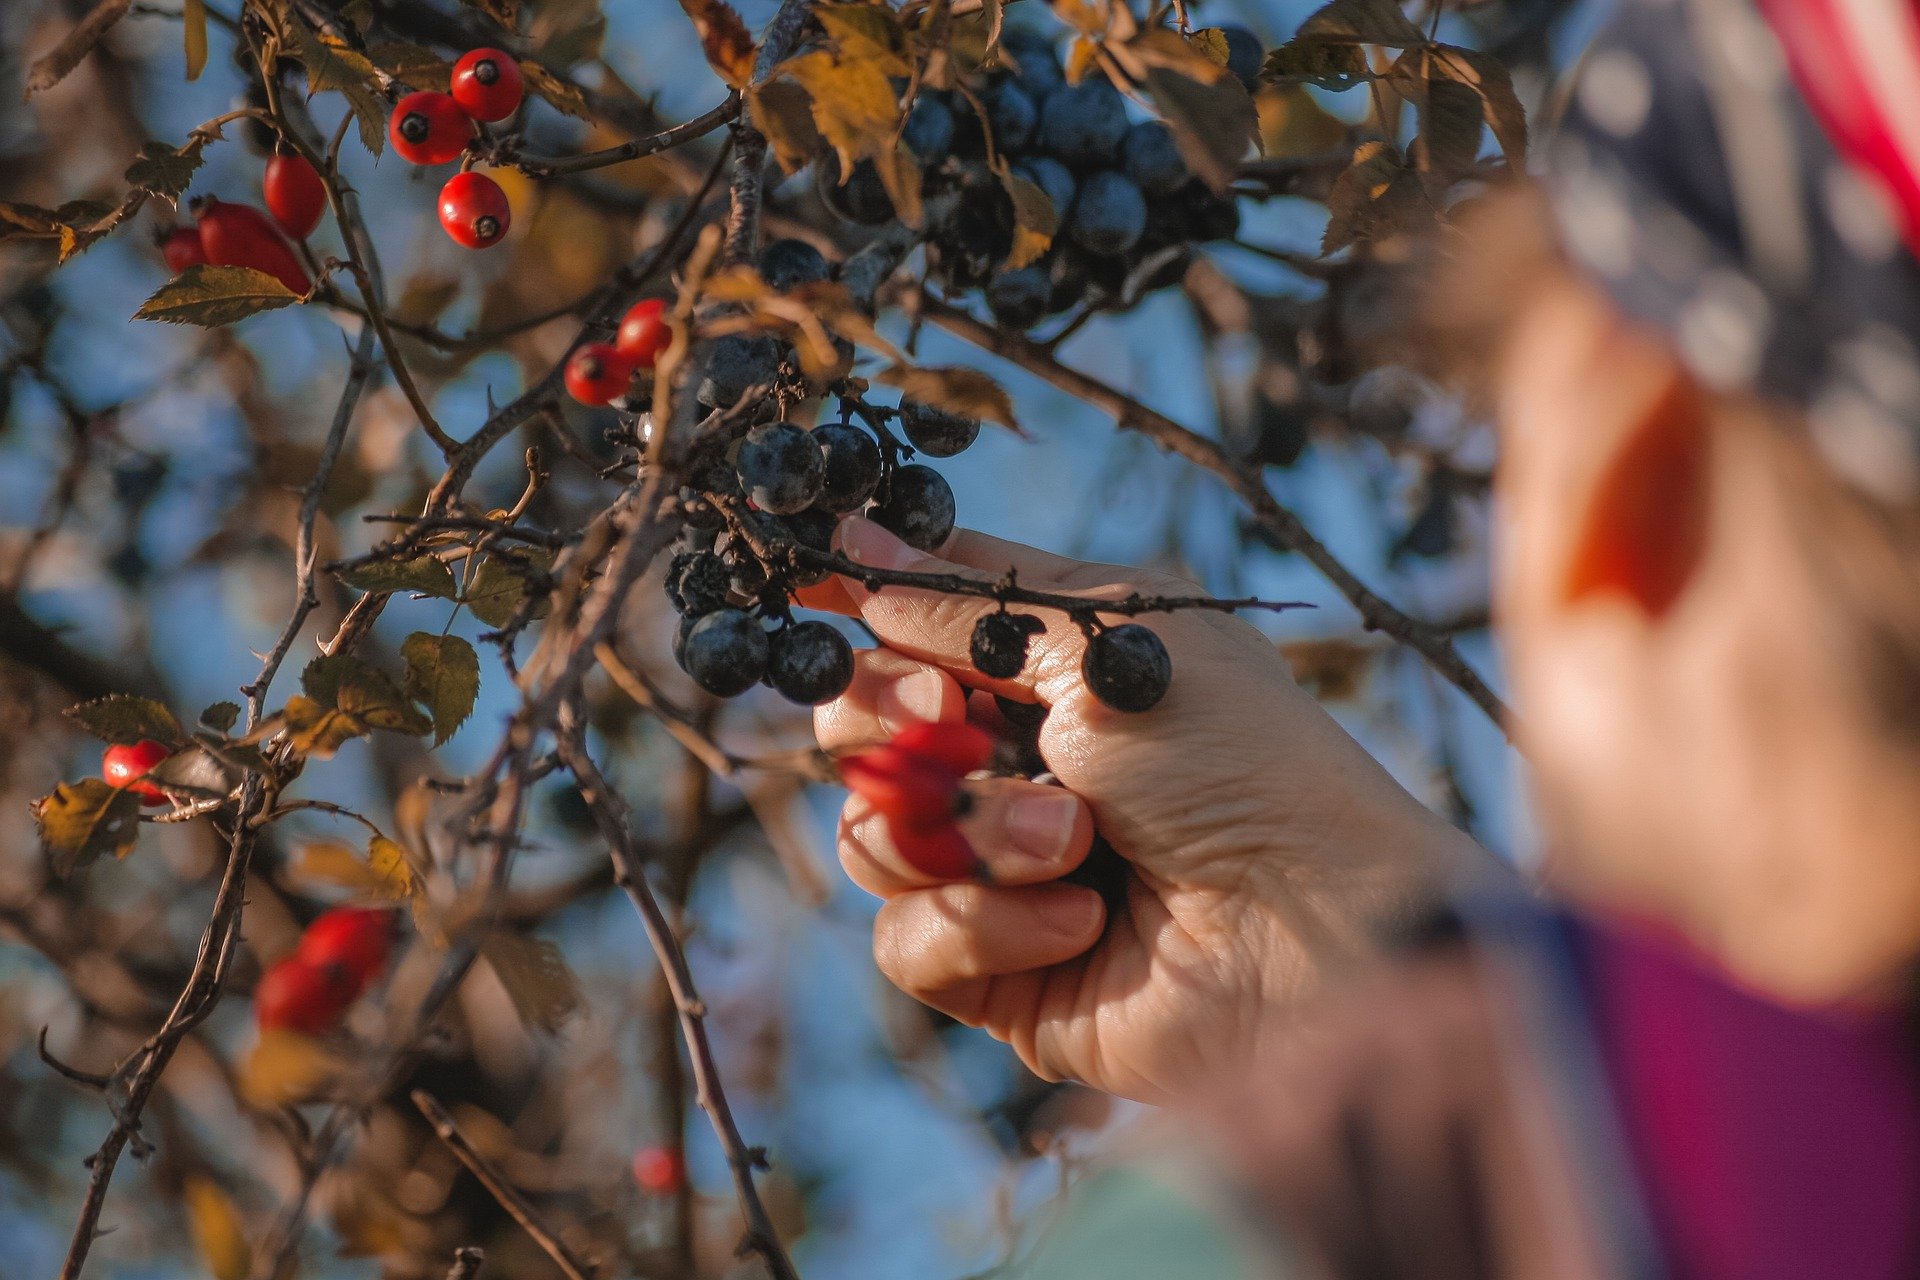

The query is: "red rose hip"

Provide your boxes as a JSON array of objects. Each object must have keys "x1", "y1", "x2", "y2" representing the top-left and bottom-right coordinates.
[
  {"x1": 438, "y1": 171, "x2": 511, "y2": 249},
  {"x1": 296, "y1": 905, "x2": 394, "y2": 989},
  {"x1": 193, "y1": 196, "x2": 311, "y2": 295},
  {"x1": 254, "y1": 955, "x2": 358, "y2": 1034},
  {"x1": 614, "y1": 298, "x2": 672, "y2": 367},
  {"x1": 632, "y1": 1145, "x2": 685, "y2": 1196},
  {"x1": 159, "y1": 226, "x2": 206, "y2": 274},
  {"x1": 102, "y1": 739, "x2": 172, "y2": 806},
  {"x1": 564, "y1": 342, "x2": 636, "y2": 405},
  {"x1": 450, "y1": 48, "x2": 524, "y2": 122},
  {"x1": 389, "y1": 90, "x2": 471, "y2": 165},
  {"x1": 263, "y1": 150, "x2": 327, "y2": 239}
]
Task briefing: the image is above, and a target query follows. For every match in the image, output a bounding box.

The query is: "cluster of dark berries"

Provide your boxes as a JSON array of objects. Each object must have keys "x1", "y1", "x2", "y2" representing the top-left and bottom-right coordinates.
[
  {"x1": 664, "y1": 387, "x2": 981, "y2": 705},
  {"x1": 817, "y1": 26, "x2": 1257, "y2": 329}
]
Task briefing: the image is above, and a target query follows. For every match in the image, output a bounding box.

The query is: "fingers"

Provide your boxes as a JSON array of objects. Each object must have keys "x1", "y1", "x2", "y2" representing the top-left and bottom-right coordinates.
[
  {"x1": 814, "y1": 648, "x2": 968, "y2": 754},
  {"x1": 871, "y1": 882, "x2": 1104, "y2": 1018},
  {"x1": 838, "y1": 775, "x2": 1093, "y2": 893}
]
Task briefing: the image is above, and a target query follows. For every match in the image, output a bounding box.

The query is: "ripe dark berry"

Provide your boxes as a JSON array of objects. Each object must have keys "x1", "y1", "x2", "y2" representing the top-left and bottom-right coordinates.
[
  {"x1": 1082, "y1": 623, "x2": 1172, "y2": 712},
  {"x1": 903, "y1": 95, "x2": 957, "y2": 165},
  {"x1": 1038, "y1": 79, "x2": 1130, "y2": 167},
  {"x1": 772, "y1": 507, "x2": 838, "y2": 585},
  {"x1": 757, "y1": 238, "x2": 831, "y2": 291},
  {"x1": 768, "y1": 620, "x2": 856, "y2": 705},
  {"x1": 898, "y1": 399, "x2": 980, "y2": 457},
  {"x1": 696, "y1": 334, "x2": 783, "y2": 408},
  {"x1": 263, "y1": 150, "x2": 327, "y2": 239},
  {"x1": 297, "y1": 906, "x2": 393, "y2": 989},
  {"x1": 681, "y1": 608, "x2": 769, "y2": 696},
  {"x1": 255, "y1": 955, "x2": 357, "y2": 1034},
  {"x1": 869, "y1": 464, "x2": 955, "y2": 551},
  {"x1": 736, "y1": 423, "x2": 825, "y2": 515},
  {"x1": 1013, "y1": 156, "x2": 1077, "y2": 219},
  {"x1": 194, "y1": 196, "x2": 311, "y2": 295},
  {"x1": 672, "y1": 612, "x2": 698, "y2": 668},
  {"x1": 615, "y1": 298, "x2": 671, "y2": 367},
  {"x1": 1000, "y1": 30, "x2": 1065, "y2": 93},
  {"x1": 450, "y1": 48, "x2": 524, "y2": 122},
  {"x1": 565, "y1": 342, "x2": 636, "y2": 405},
  {"x1": 103, "y1": 739, "x2": 172, "y2": 805},
  {"x1": 437, "y1": 171, "x2": 510, "y2": 249},
  {"x1": 1178, "y1": 180, "x2": 1242, "y2": 241},
  {"x1": 987, "y1": 266, "x2": 1052, "y2": 330},
  {"x1": 389, "y1": 90, "x2": 471, "y2": 165},
  {"x1": 970, "y1": 611, "x2": 1046, "y2": 679},
  {"x1": 817, "y1": 159, "x2": 895, "y2": 225},
  {"x1": 1121, "y1": 122, "x2": 1187, "y2": 195},
  {"x1": 1068, "y1": 171, "x2": 1147, "y2": 257},
  {"x1": 670, "y1": 551, "x2": 733, "y2": 616},
  {"x1": 983, "y1": 77, "x2": 1039, "y2": 152},
  {"x1": 1218, "y1": 25, "x2": 1264, "y2": 91},
  {"x1": 159, "y1": 226, "x2": 207, "y2": 274},
  {"x1": 813, "y1": 422, "x2": 883, "y2": 512}
]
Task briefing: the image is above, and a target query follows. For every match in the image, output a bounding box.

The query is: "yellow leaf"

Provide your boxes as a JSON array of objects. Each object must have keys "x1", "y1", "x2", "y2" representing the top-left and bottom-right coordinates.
[
  {"x1": 33, "y1": 779, "x2": 141, "y2": 875},
  {"x1": 677, "y1": 0, "x2": 755, "y2": 87},
  {"x1": 780, "y1": 48, "x2": 900, "y2": 177},
  {"x1": 877, "y1": 365, "x2": 1020, "y2": 430},
  {"x1": 241, "y1": 1029, "x2": 346, "y2": 1107},
  {"x1": 749, "y1": 80, "x2": 825, "y2": 172},
  {"x1": 290, "y1": 838, "x2": 415, "y2": 900},
  {"x1": 134, "y1": 265, "x2": 301, "y2": 326},
  {"x1": 183, "y1": 0, "x2": 208, "y2": 80},
  {"x1": 996, "y1": 165, "x2": 1057, "y2": 269},
  {"x1": 814, "y1": 4, "x2": 911, "y2": 76},
  {"x1": 872, "y1": 143, "x2": 924, "y2": 231},
  {"x1": 183, "y1": 1176, "x2": 250, "y2": 1280},
  {"x1": 283, "y1": 696, "x2": 366, "y2": 759}
]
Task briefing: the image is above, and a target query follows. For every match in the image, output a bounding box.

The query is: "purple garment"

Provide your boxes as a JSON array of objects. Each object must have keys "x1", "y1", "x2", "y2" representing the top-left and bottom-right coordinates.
[{"x1": 1576, "y1": 918, "x2": 1920, "y2": 1280}]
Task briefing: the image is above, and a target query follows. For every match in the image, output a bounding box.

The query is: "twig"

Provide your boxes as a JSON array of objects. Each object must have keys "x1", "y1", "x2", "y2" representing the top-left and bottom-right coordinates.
[
  {"x1": 513, "y1": 95, "x2": 741, "y2": 177},
  {"x1": 411, "y1": 1092, "x2": 597, "y2": 1280}
]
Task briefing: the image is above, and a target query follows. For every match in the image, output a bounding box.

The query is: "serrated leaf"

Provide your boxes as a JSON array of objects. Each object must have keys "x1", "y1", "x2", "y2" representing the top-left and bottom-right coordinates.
[
  {"x1": 124, "y1": 139, "x2": 205, "y2": 207},
  {"x1": 1188, "y1": 27, "x2": 1231, "y2": 67},
  {"x1": 1296, "y1": 0, "x2": 1427, "y2": 46},
  {"x1": 364, "y1": 41, "x2": 452, "y2": 91},
  {"x1": 749, "y1": 80, "x2": 825, "y2": 172},
  {"x1": 1263, "y1": 42, "x2": 1373, "y2": 90},
  {"x1": 878, "y1": 365, "x2": 1019, "y2": 430},
  {"x1": 481, "y1": 931, "x2": 581, "y2": 1034},
  {"x1": 25, "y1": 0, "x2": 132, "y2": 96},
  {"x1": 814, "y1": 4, "x2": 911, "y2": 76},
  {"x1": 34, "y1": 780, "x2": 141, "y2": 875},
  {"x1": 677, "y1": 0, "x2": 754, "y2": 87},
  {"x1": 283, "y1": 696, "x2": 367, "y2": 758},
  {"x1": 135, "y1": 265, "x2": 300, "y2": 326},
  {"x1": 464, "y1": 554, "x2": 552, "y2": 629},
  {"x1": 1144, "y1": 65, "x2": 1260, "y2": 195},
  {"x1": 183, "y1": 1177, "x2": 249, "y2": 1280},
  {"x1": 64, "y1": 694, "x2": 182, "y2": 745},
  {"x1": 285, "y1": 654, "x2": 431, "y2": 756},
  {"x1": 780, "y1": 48, "x2": 900, "y2": 180},
  {"x1": 199, "y1": 701, "x2": 241, "y2": 732},
  {"x1": 240, "y1": 1029, "x2": 346, "y2": 1107},
  {"x1": 1414, "y1": 72, "x2": 1486, "y2": 175},
  {"x1": 998, "y1": 167, "x2": 1057, "y2": 269},
  {"x1": 337, "y1": 555, "x2": 459, "y2": 598},
  {"x1": 287, "y1": 17, "x2": 389, "y2": 156},
  {"x1": 1430, "y1": 45, "x2": 1527, "y2": 166},
  {"x1": 1120, "y1": 27, "x2": 1231, "y2": 83},
  {"x1": 182, "y1": 0, "x2": 208, "y2": 80},
  {"x1": 521, "y1": 62, "x2": 592, "y2": 118},
  {"x1": 401, "y1": 632, "x2": 479, "y2": 747}
]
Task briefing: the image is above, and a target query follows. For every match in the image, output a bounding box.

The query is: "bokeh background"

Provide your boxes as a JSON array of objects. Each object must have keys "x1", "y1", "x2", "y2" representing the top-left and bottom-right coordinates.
[{"x1": 0, "y1": 0, "x2": 1576, "y2": 1273}]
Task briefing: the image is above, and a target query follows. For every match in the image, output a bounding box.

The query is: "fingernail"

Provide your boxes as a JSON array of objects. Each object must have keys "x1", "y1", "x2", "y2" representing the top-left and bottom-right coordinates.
[
  {"x1": 1038, "y1": 888, "x2": 1101, "y2": 935},
  {"x1": 837, "y1": 515, "x2": 921, "y2": 571},
  {"x1": 879, "y1": 669, "x2": 949, "y2": 731},
  {"x1": 1005, "y1": 791, "x2": 1080, "y2": 864}
]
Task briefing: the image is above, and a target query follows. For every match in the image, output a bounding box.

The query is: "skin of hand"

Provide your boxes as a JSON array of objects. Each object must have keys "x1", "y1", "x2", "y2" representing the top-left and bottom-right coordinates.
[{"x1": 815, "y1": 514, "x2": 1491, "y2": 1102}]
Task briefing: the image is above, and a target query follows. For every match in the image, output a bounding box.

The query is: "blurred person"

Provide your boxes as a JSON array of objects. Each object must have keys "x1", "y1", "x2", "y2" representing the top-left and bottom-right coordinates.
[{"x1": 811, "y1": 0, "x2": 1920, "y2": 1274}]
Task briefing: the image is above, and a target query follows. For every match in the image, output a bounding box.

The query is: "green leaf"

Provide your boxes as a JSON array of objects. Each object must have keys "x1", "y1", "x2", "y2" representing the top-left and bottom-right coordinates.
[
  {"x1": 135, "y1": 265, "x2": 300, "y2": 327},
  {"x1": 337, "y1": 556, "x2": 459, "y2": 598},
  {"x1": 64, "y1": 694, "x2": 182, "y2": 745},
  {"x1": 34, "y1": 779, "x2": 142, "y2": 876},
  {"x1": 124, "y1": 138, "x2": 206, "y2": 208},
  {"x1": 1295, "y1": 0, "x2": 1427, "y2": 47},
  {"x1": 464, "y1": 554, "x2": 552, "y2": 629},
  {"x1": 402, "y1": 632, "x2": 480, "y2": 746},
  {"x1": 199, "y1": 701, "x2": 241, "y2": 732},
  {"x1": 183, "y1": 0, "x2": 208, "y2": 80},
  {"x1": 481, "y1": 931, "x2": 581, "y2": 1034}
]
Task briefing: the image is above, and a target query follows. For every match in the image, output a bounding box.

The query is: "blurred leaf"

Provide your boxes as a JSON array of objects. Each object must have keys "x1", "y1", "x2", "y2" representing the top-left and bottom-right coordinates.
[
  {"x1": 1321, "y1": 139, "x2": 1420, "y2": 252},
  {"x1": 183, "y1": 0, "x2": 208, "y2": 80},
  {"x1": 878, "y1": 365, "x2": 1019, "y2": 430},
  {"x1": 1262, "y1": 42, "x2": 1372, "y2": 90},
  {"x1": 1413, "y1": 73, "x2": 1485, "y2": 175},
  {"x1": 873, "y1": 143, "x2": 924, "y2": 230},
  {"x1": 997, "y1": 166, "x2": 1057, "y2": 269},
  {"x1": 749, "y1": 80, "x2": 825, "y2": 172},
  {"x1": 402, "y1": 632, "x2": 479, "y2": 746},
  {"x1": 1430, "y1": 45, "x2": 1526, "y2": 165},
  {"x1": 461, "y1": 0, "x2": 519, "y2": 26},
  {"x1": 33, "y1": 780, "x2": 141, "y2": 875},
  {"x1": 241, "y1": 1029, "x2": 345, "y2": 1107},
  {"x1": 368, "y1": 836, "x2": 419, "y2": 898},
  {"x1": 287, "y1": 16, "x2": 388, "y2": 155},
  {"x1": 1188, "y1": 27, "x2": 1231, "y2": 67},
  {"x1": 677, "y1": 0, "x2": 754, "y2": 87},
  {"x1": 1259, "y1": 84, "x2": 1351, "y2": 154},
  {"x1": 464, "y1": 553, "x2": 552, "y2": 628},
  {"x1": 1295, "y1": 0, "x2": 1427, "y2": 47},
  {"x1": 135, "y1": 265, "x2": 300, "y2": 326},
  {"x1": 815, "y1": 4, "x2": 911, "y2": 76},
  {"x1": 536, "y1": 3, "x2": 607, "y2": 70},
  {"x1": 199, "y1": 701, "x2": 241, "y2": 732},
  {"x1": 183, "y1": 1176, "x2": 250, "y2": 1280},
  {"x1": 481, "y1": 931, "x2": 581, "y2": 1033},
  {"x1": 365, "y1": 41, "x2": 453, "y2": 91},
  {"x1": 145, "y1": 746, "x2": 238, "y2": 802},
  {"x1": 337, "y1": 556, "x2": 459, "y2": 598},
  {"x1": 781, "y1": 48, "x2": 899, "y2": 178},
  {"x1": 1143, "y1": 65, "x2": 1259, "y2": 195},
  {"x1": 124, "y1": 139, "x2": 206, "y2": 207},
  {"x1": 1, "y1": 197, "x2": 138, "y2": 262},
  {"x1": 1117, "y1": 27, "x2": 1229, "y2": 83},
  {"x1": 25, "y1": 0, "x2": 131, "y2": 96},
  {"x1": 1281, "y1": 636, "x2": 1377, "y2": 700},
  {"x1": 521, "y1": 61, "x2": 593, "y2": 118},
  {"x1": 291, "y1": 837, "x2": 415, "y2": 900},
  {"x1": 64, "y1": 694, "x2": 181, "y2": 744}
]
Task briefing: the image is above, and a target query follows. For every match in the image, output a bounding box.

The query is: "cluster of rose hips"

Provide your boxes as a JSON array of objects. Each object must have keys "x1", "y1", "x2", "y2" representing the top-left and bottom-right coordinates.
[
  {"x1": 387, "y1": 48, "x2": 525, "y2": 250},
  {"x1": 822, "y1": 26, "x2": 1259, "y2": 329},
  {"x1": 157, "y1": 152, "x2": 324, "y2": 295},
  {"x1": 254, "y1": 905, "x2": 396, "y2": 1036},
  {"x1": 564, "y1": 296, "x2": 671, "y2": 407}
]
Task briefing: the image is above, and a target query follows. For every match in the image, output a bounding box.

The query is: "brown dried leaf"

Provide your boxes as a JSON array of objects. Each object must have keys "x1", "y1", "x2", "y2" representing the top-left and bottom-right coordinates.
[
  {"x1": 997, "y1": 165, "x2": 1058, "y2": 269},
  {"x1": 1144, "y1": 64, "x2": 1259, "y2": 194},
  {"x1": 877, "y1": 365, "x2": 1019, "y2": 429},
  {"x1": 64, "y1": 694, "x2": 181, "y2": 745},
  {"x1": 124, "y1": 137, "x2": 207, "y2": 207},
  {"x1": 1321, "y1": 139, "x2": 1421, "y2": 252},
  {"x1": 365, "y1": 41, "x2": 453, "y2": 91},
  {"x1": 1295, "y1": 0, "x2": 1427, "y2": 46},
  {"x1": 241, "y1": 1029, "x2": 346, "y2": 1107},
  {"x1": 873, "y1": 143, "x2": 925, "y2": 231},
  {"x1": 1430, "y1": 45, "x2": 1527, "y2": 166},
  {"x1": 749, "y1": 79, "x2": 826, "y2": 172},
  {"x1": 1262, "y1": 41, "x2": 1373, "y2": 90},
  {"x1": 481, "y1": 931, "x2": 581, "y2": 1034},
  {"x1": 521, "y1": 61, "x2": 593, "y2": 118},
  {"x1": 815, "y1": 3, "x2": 912, "y2": 76},
  {"x1": 25, "y1": 0, "x2": 131, "y2": 97},
  {"x1": 401, "y1": 632, "x2": 479, "y2": 746},
  {"x1": 34, "y1": 779, "x2": 141, "y2": 875},
  {"x1": 678, "y1": 0, "x2": 755, "y2": 88}
]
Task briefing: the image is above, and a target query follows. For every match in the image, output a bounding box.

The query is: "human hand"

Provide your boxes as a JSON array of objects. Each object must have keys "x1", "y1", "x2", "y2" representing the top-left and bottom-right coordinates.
[{"x1": 815, "y1": 516, "x2": 1487, "y2": 1102}]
